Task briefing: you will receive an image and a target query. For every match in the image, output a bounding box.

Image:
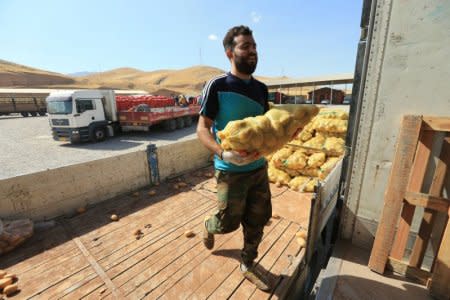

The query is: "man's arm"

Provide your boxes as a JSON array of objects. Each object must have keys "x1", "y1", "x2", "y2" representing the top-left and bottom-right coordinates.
[{"x1": 196, "y1": 115, "x2": 223, "y2": 157}]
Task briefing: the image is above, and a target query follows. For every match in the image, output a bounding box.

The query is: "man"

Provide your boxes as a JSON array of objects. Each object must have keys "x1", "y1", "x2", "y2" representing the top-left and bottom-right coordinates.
[{"x1": 196, "y1": 25, "x2": 271, "y2": 291}]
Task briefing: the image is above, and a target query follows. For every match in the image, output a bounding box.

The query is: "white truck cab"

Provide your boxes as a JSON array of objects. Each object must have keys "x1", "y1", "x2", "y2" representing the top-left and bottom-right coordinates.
[{"x1": 46, "y1": 90, "x2": 116, "y2": 143}]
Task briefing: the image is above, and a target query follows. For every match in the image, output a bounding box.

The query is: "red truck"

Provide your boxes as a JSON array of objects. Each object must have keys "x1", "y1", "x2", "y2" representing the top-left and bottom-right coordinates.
[{"x1": 46, "y1": 90, "x2": 200, "y2": 143}]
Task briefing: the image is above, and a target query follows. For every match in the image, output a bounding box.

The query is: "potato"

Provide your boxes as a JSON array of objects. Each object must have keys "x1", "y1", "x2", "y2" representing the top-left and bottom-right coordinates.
[
  {"x1": 4, "y1": 273, "x2": 16, "y2": 280},
  {"x1": 184, "y1": 230, "x2": 195, "y2": 238},
  {"x1": 148, "y1": 190, "x2": 156, "y2": 196},
  {"x1": 297, "y1": 237, "x2": 307, "y2": 248},
  {"x1": 0, "y1": 277, "x2": 13, "y2": 289},
  {"x1": 295, "y1": 229, "x2": 308, "y2": 239},
  {"x1": 110, "y1": 214, "x2": 119, "y2": 221},
  {"x1": 4, "y1": 283, "x2": 18, "y2": 296}
]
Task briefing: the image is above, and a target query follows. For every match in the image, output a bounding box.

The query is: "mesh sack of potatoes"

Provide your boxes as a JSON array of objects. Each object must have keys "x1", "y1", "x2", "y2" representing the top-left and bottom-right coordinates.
[
  {"x1": 268, "y1": 161, "x2": 291, "y2": 185},
  {"x1": 266, "y1": 107, "x2": 347, "y2": 192},
  {"x1": 218, "y1": 104, "x2": 319, "y2": 156},
  {"x1": 316, "y1": 108, "x2": 349, "y2": 120},
  {"x1": 311, "y1": 118, "x2": 347, "y2": 133}
]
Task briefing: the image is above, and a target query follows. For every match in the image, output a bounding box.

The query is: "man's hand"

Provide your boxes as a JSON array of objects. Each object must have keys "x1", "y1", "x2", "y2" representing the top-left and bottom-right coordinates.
[{"x1": 221, "y1": 150, "x2": 261, "y2": 166}]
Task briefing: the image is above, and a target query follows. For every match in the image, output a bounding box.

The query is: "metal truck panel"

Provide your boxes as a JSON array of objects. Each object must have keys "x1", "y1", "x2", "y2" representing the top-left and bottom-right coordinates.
[{"x1": 343, "y1": 0, "x2": 450, "y2": 246}]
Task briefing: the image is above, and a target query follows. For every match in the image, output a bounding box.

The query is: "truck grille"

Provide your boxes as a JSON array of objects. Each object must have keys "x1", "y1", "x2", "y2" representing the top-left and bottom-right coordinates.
[{"x1": 52, "y1": 119, "x2": 69, "y2": 126}]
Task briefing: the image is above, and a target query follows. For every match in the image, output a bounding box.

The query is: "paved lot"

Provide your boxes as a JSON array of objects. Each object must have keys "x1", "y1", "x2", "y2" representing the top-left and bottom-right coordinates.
[{"x1": 0, "y1": 114, "x2": 198, "y2": 180}]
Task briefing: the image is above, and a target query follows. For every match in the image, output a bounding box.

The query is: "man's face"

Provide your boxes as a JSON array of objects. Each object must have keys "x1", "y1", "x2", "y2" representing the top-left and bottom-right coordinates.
[{"x1": 230, "y1": 34, "x2": 258, "y2": 75}]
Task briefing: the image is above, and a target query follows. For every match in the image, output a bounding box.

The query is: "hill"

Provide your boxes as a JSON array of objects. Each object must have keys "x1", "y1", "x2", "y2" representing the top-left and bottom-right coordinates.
[
  {"x1": 0, "y1": 59, "x2": 75, "y2": 87},
  {"x1": 0, "y1": 59, "x2": 292, "y2": 95}
]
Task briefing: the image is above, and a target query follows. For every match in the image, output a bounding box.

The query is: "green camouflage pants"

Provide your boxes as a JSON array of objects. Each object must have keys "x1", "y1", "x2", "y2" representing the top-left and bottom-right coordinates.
[{"x1": 205, "y1": 165, "x2": 272, "y2": 265}]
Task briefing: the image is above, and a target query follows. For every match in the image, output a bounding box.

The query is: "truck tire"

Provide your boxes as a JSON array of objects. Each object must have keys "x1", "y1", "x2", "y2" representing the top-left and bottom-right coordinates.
[
  {"x1": 92, "y1": 127, "x2": 106, "y2": 142},
  {"x1": 21, "y1": 112, "x2": 29, "y2": 117},
  {"x1": 183, "y1": 116, "x2": 193, "y2": 127},
  {"x1": 163, "y1": 119, "x2": 176, "y2": 131},
  {"x1": 38, "y1": 111, "x2": 46, "y2": 116},
  {"x1": 176, "y1": 118, "x2": 185, "y2": 129},
  {"x1": 30, "y1": 112, "x2": 37, "y2": 117}
]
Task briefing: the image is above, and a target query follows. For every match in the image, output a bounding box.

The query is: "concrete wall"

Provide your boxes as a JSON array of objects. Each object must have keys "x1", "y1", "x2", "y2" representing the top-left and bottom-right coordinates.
[
  {"x1": 157, "y1": 139, "x2": 211, "y2": 180},
  {"x1": 343, "y1": 0, "x2": 450, "y2": 252},
  {"x1": 0, "y1": 138, "x2": 211, "y2": 221},
  {"x1": 0, "y1": 151, "x2": 150, "y2": 220}
]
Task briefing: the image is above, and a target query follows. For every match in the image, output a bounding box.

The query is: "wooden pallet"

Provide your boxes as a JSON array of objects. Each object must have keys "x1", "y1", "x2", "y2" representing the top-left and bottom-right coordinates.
[{"x1": 368, "y1": 115, "x2": 450, "y2": 300}]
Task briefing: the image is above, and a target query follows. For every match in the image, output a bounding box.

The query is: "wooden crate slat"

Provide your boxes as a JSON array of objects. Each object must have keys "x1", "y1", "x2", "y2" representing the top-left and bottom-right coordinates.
[
  {"x1": 410, "y1": 135, "x2": 450, "y2": 268},
  {"x1": 422, "y1": 116, "x2": 450, "y2": 132},
  {"x1": 385, "y1": 257, "x2": 431, "y2": 285},
  {"x1": 368, "y1": 115, "x2": 423, "y2": 274},
  {"x1": 390, "y1": 129, "x2": 434, "y2": 260},
  {"x1": 404, "y1": 192, "x2": 450, "y2": 213},
  {"x1": 429, "y1": 208, "x2": 450, "y2": 300}
]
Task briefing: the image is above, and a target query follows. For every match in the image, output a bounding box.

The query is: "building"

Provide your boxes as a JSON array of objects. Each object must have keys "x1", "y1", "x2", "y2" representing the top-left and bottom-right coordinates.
[{"x1": 307, "y1": 87, "x2": 345, "y2": 104}]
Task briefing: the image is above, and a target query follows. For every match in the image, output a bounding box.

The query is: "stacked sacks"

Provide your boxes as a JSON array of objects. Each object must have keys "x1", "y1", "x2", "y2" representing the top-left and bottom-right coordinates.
[
  {"x1": 267, "y1": 107, "x2": 348, "y2": 192},
  {"x1": 217, "y1": 104, "x2": 319, "y2": 156}
]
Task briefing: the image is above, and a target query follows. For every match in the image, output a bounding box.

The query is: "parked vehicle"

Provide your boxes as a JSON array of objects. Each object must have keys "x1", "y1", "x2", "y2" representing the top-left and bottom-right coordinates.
[
  {"x1": 0, "y1": 95, "x2": 47, "y2": 117},
  {"x1": 46, "y1": 90, "x2": 200, "y2": 143}
]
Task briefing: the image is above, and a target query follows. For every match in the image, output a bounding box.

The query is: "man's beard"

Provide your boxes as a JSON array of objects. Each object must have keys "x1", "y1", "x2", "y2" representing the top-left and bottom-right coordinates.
[{"x1": 235, "y1": 54, "x2": 257, "y2": 75}]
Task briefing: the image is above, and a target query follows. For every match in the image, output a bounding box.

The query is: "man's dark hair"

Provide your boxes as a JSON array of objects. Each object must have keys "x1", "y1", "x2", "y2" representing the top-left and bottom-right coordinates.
[{"x1": 223, "y1": 25, "x2": 253, "y2": 50}]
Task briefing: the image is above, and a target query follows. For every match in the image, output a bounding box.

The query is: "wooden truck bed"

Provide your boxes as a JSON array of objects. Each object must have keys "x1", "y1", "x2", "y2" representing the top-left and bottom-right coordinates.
[{"x1": 0, "y1": 168, "x2": 313, "y2": 299}]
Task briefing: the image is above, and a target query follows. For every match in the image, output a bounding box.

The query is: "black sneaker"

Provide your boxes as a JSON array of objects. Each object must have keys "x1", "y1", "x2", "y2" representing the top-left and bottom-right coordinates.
[
  {"x1": 240, "y1": 263, "x2": 271, "y2": 292},
  {"x1": 202, "y1": 216, "x2": 214, "y2": 250}
]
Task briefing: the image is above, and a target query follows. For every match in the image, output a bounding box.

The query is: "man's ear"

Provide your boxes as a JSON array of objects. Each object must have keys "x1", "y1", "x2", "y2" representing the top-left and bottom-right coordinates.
[{"x1": 225, "y1": 48, "x2": 233, "y2": 60}]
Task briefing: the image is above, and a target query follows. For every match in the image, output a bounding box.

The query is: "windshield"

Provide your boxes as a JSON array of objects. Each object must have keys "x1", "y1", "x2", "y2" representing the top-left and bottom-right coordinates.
[{"x1": 46, "y1": 97, "x2": 73, "y2": 114}]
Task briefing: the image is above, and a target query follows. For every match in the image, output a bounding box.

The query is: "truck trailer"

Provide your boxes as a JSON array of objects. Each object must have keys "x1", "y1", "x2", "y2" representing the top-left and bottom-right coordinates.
[
  {"x1": 0, "y1": 95, "x2": 47, "y2": 117},
  {"x1": 46, "y1": 90, "x2": 200, "y2": 143}
]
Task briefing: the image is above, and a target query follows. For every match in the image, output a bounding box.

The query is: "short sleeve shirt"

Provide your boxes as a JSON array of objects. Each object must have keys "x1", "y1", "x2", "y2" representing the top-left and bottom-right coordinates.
[{"x1": 199, "y1": 72, "x2": 269, "y2": 172}]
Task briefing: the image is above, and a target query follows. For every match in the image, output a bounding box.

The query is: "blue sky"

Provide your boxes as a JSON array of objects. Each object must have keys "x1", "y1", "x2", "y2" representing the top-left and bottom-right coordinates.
[{"x1": 1, "y1": 0, "x2": 362, "y2": 78}]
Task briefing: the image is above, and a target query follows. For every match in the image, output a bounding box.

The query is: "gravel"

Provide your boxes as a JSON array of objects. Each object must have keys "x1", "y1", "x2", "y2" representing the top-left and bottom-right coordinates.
[{"x1": 0, "y1": 114, "x2": 198, "y2": 180}]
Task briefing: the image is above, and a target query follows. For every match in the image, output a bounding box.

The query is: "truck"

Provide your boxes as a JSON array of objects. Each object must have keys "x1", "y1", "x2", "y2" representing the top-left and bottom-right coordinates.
[
  {"x1": 46, "y1": 90, "x2": 200, "y2": 143},
  {"x1": 0, "y1": 94, "x2": 47, "y2": 117},
  {"x1": 1, "y1": 1, "x2": 449, "y2": 299}
]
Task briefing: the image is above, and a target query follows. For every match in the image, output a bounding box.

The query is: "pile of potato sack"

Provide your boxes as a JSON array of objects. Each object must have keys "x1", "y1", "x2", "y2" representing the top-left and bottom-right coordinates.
[{"x1": 266, "y1": 107, "x2": 348, "y2": 192}]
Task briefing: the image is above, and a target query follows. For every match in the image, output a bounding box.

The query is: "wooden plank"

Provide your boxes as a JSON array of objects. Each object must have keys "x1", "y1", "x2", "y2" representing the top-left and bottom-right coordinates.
[
  {"x1": 111, "y1": 209, "x2": 215, "y2": 291},
  {"x1": 33, "y1": 267, "x2": 97, "y2": 299},
  {"x1": 160, "y1": 219, "x2": 289, "y2": 299},
  {"x1": 102, "y1": 199, "x2": 215, "y2": 278},
  {"x1": 429, "y1": 213, "x2": 450, "y2": 299},
  {"x1": 125, "y1": 229, "x2": 238, "y2": 299},
  {"x1": 199, "y1": 220, "x2": 286, "y2": 300},
  {"x1": 275, "y1": 248, "x2": 307, "y2": 300},
  {"x1": 385, "y1": 257, "x2": 431, "y2": 285},
  {"x1": 89, "y1": 193, "x2": 210, "y2": 260},
  {"x1": 390, "y1": 129, "x2": 434, "y2": 260},
  {"x1": 422, "y1": 116, "x2": 450, "y2": 132},
  {"x1": 410, "y1": 135, "x2": 450, "y2": 268},
  {"x1": 58, "y1": 274, "x2": 108, "y2": 299},
  {"x1": 249, "y1": 231, "x2": 303, "y2": 299},
  {"x1": 369, "y1": 115, "x2": 423, "y2": 274},
  {"x1": 0, "y1": 225, "x2": 76, "y2": 270},
  {"x1": 404, "y1": 192, "x2": 450, "y2": 213},
  {"x1": 61, "y1": 221, "x2": 124, "y2": 299},
  {"x1": 228, "y1": 222, "x2": 299, "y2": 299},
  {"x1": 14, "y1": 253, "x2": 90, "y2": 298}
]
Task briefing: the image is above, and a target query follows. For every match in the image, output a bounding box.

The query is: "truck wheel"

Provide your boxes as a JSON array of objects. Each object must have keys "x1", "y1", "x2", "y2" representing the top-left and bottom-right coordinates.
[
  {"x1": 21, "y1": 112, "x2": 29, "y2": 117},
  {"x1": 92, "y1": 127, "x2": 106, "y2": 142},
  {"x1": 183, "y1": 116, "x2": 193, "y2": 127},
  {"x1": 30, "y1": 112, "x2": 37, "y2": 117},
  {"x1": 38, "y1": 111, "x2": 46, "y2": 116},
  {"x1": 176, "y1": 118, "x2": 185, "y2": 129},
  {"x1": 163, "y1": 119, "x2": 176, "y2": 131}
]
